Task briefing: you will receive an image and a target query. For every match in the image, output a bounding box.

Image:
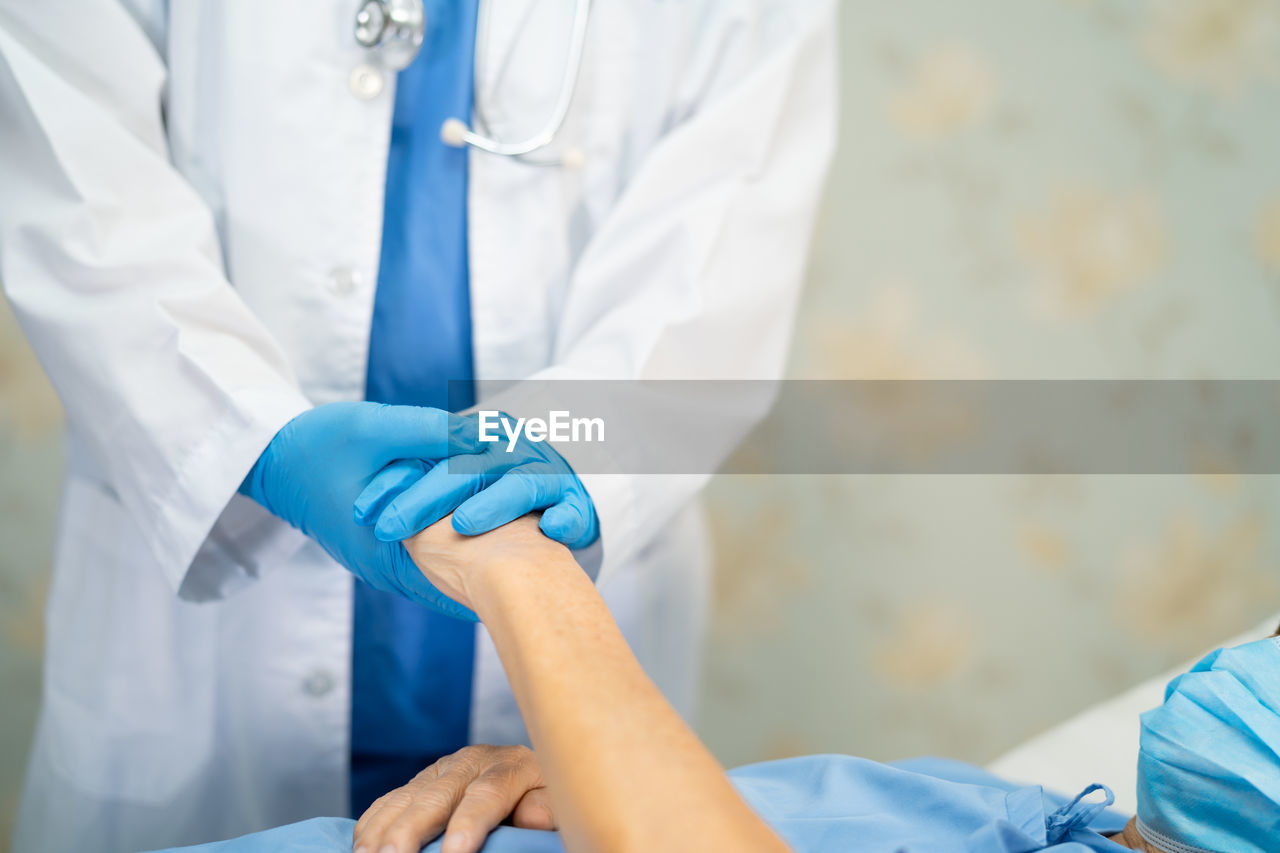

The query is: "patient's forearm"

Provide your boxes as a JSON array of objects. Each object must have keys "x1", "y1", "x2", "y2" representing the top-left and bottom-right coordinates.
[{"x1": 468, "y1": 551, "x2": 788, "y2": 853}]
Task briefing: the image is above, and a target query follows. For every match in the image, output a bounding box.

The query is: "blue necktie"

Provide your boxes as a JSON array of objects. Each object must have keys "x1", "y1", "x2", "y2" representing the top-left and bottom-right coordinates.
[{"x1": 352, "y1": 0, "x2": 479, "y2": 816}]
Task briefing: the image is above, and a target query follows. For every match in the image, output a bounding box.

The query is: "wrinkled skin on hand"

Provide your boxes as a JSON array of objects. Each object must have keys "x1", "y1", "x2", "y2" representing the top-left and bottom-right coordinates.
[
  {"x1": 353, "y1": 744, "x2": 556, "y2": 853},
  {"x1": 400, "y1": 514, "x2": 569, "y2": 613}
]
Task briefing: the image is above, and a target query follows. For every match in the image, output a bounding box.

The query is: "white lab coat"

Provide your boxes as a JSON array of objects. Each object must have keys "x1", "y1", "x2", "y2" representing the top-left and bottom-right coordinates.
[{"x1": 0, "y1": 1, "x2": 837, "y2": 850}]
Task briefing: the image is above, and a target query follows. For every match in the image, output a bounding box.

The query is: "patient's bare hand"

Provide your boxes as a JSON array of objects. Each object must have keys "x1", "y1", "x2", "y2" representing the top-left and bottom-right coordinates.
[
  {"x1": 402, "y1": 513, "x2": 568, "y2": 612},
  {"x1": 352, "y1": 744, "x2": 556, "y2": 853}
]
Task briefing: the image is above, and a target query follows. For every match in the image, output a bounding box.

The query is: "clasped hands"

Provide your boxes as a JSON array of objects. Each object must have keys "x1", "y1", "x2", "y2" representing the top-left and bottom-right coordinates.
[{"x1": 240, "y1": 401, "x2": 598, "y2": 619}]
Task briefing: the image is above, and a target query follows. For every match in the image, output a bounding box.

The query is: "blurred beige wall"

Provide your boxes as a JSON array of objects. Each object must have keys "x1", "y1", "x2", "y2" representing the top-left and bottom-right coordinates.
[
  {"x1": 0, "y1": 304, "x2": 61, "y2": 847},
  {"x1": 698, "y1": 0, "x2": 1280, "y2": 768},
  {"x1": 3, "y1": 0, "x2": 1280, "y2": 846}
]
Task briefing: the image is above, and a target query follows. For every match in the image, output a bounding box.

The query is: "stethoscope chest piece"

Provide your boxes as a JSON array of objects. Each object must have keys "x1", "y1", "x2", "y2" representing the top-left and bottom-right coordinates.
[{"x1": 354, "y1": 0, "x2": 425, "y2": 71}]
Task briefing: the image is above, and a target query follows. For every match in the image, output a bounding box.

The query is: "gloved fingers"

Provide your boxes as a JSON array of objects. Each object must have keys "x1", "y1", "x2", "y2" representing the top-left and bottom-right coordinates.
[
  {"x1": 450, "y1": 466, "x2": 562, "y2": 536},
  {"x1": 353, "y1": 459, "x2": 429, "y2": 525},
  {"x1": 538, "y1": 498, "x2": 597, "y2": 550},
  {"x1": 373, "y1": 463, "x2": 488, "y2": 543},
  {"x1": 371, "y1": 407, "x2": 483, "y2": 466}
]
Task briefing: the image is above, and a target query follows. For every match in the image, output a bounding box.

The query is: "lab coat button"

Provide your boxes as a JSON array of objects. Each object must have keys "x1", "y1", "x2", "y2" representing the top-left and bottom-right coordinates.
[
  {"x1": 349, "y1": 64, "x2": 385, "y2": 100},
  {"x1": 329, "y1": 266, "x2": 363, "y2": 296},
  {"x1": 302, "y1": 670, "x2": 335, "y2": 698}
]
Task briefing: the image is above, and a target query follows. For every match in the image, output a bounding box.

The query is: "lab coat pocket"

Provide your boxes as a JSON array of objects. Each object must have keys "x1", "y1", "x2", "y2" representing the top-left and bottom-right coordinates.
[{"x1": 42, "y1": 474, "x2": 218, "y2": 805}]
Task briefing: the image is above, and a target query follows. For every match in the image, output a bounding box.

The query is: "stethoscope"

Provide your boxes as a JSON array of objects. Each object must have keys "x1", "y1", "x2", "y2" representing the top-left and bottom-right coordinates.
[{"x1": 354, "y1": 0, "x2": 590, "y2": 167}]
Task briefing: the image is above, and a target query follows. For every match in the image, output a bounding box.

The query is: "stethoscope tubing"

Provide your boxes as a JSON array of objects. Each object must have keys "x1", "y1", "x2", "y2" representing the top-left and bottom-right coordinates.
[
  {"x1": 357, "y1": 0, "x2": 591, "y2": 163},
  {"x1": 460, "y1": 0, "x2": 591, "y2": 158}
]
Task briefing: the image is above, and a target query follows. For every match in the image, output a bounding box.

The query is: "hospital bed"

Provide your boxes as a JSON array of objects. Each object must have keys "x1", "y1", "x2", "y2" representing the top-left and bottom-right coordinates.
[{"x1": 987, "y1": 614, "x2": 1280, "y2": 815}]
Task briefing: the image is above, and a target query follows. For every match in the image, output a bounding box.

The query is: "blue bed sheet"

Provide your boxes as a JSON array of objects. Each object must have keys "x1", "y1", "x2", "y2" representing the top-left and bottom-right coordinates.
[{"x1": 149, "y1": 755, "x2": 1131, "y2": 853}]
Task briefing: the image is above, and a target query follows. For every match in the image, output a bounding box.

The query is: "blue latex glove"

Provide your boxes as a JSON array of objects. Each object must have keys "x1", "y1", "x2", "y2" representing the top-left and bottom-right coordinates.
[
  {"x1": 353, "y1": 412, "x2": 600, "y2": 549},
  {"x1": 239, "y1": 401, "x2": 482, "y2": 619}
]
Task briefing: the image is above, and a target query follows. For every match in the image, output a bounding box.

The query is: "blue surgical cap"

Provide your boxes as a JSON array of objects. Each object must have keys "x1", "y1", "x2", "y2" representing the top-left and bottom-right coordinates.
[{"x1": 1136, "y1": 635, "x2": 1280, "y2": 853}]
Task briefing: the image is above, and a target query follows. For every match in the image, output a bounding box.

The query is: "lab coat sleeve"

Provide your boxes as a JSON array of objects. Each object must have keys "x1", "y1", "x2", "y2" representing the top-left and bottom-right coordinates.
[
  {"x1": 0, "y1": 3, "x2": 313, "y2": 597},
  {"x1": 492, "y1": 0, "x2": 838, "y2": 584}
]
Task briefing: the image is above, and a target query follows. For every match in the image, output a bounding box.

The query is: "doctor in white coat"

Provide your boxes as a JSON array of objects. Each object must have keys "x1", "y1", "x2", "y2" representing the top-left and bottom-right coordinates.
[{"x1": 0, "y1": 1, "x2": 837, "y2": 851}]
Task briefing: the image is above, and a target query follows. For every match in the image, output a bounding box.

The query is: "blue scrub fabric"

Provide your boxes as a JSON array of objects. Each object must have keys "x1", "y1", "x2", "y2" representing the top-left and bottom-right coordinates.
[
  {"x1": 352, "y1": 0, "x2": 480, "y2": 816},
  {"x1": 150, "y1": 756, "x2": 1132, "y2": 852}
]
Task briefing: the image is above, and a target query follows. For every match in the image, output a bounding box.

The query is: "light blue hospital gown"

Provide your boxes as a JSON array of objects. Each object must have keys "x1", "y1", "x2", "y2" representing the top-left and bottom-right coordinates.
[{"x1": 149, "y1": 756, "x2": 1130, "y2": 852}]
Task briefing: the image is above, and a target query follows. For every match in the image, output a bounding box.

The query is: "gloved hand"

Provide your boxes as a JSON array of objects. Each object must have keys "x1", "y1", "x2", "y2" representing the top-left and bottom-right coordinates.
[
  {"x1": 353, "y1": 412, "x2": 600, "y2": 550},
  {"x1": 239, "y1": 401, "x2": 482, "y2": 619}
]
